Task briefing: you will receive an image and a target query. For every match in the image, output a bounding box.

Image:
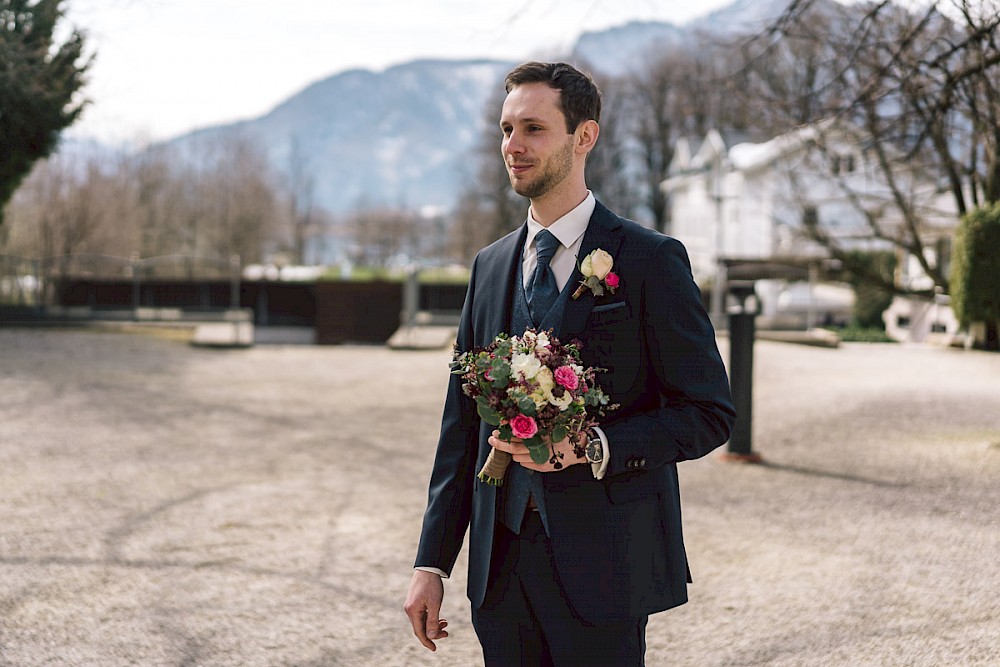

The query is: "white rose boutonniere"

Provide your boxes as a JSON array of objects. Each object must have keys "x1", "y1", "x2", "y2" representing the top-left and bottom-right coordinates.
[{"x1": 572, "y1": 248, "x2": 621, "y2": 299}]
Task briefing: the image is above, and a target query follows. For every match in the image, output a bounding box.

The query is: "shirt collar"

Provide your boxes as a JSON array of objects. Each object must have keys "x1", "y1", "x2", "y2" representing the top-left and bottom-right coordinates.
[{"x1": 525, "y1": 191, "x2": 596, "y2": 250}]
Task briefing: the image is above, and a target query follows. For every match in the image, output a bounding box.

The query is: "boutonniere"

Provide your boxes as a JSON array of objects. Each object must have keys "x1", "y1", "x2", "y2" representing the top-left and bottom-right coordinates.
[{"x1": 572, "y1": 248, "x2": 620, "y2": 299}]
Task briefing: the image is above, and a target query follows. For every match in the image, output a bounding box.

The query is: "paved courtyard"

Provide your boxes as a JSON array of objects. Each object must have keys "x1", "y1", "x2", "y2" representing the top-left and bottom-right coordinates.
[{"x1": 1, "y1": 328, "x2": 998, "y2": 666}]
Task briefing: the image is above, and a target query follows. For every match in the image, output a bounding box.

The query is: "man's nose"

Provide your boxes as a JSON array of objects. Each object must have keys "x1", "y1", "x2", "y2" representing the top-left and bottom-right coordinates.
[{"x1": 504, "y1": 131, "x2": 525, "y2": 155}]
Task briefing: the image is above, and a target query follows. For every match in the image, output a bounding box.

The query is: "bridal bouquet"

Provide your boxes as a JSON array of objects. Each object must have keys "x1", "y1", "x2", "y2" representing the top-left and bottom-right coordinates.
[{"x1": 450, "y1": 329, "x2": 617, "y2": 485}]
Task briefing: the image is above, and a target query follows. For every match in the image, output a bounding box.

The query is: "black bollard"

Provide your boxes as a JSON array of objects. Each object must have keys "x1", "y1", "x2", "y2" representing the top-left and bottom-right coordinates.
[{"x1": 722, "y1": 281, "x2": 763, "y2": 463}]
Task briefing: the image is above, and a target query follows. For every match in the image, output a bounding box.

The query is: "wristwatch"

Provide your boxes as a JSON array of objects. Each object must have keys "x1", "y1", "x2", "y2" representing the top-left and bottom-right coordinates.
[{"x1": 585, "y1": 429, "x2": 604, "y2": 465}]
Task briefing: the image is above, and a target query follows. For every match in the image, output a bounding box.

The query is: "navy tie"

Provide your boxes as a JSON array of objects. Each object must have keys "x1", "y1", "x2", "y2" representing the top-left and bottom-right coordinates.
[{"x1": 526, "y1": 229, "x2": 560, "y2": 326}]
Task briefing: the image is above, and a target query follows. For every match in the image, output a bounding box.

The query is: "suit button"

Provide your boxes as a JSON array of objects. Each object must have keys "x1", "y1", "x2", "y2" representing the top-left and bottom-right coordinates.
[{"x1": 639, "y1": 458, "x2": 647, "y2": 467}]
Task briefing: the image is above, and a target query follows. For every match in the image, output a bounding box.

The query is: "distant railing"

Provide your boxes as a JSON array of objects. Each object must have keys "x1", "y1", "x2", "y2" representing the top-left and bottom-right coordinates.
[
  {"x1": 0, "y1": 253, "x2": 241, "y2": 314},
  {"x1": 2, "y1": 254, "x2": 470, "y2": 343}
]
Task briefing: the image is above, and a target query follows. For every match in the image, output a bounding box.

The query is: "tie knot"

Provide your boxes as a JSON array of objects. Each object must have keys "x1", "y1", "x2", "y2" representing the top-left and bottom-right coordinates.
[{"x1": 534, "y1": 230, "x2": 560, "y2": 268}]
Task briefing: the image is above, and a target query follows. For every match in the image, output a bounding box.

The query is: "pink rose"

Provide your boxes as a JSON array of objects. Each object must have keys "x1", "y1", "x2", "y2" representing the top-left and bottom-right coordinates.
[
  {"x1": 605, "y1": 272, "x2": 620, "y2": 289},
  {"x1": 509, "y1": 414, "x2": 538, "y2": 439},
  {"x1": 554, "y1": 366, "x2": 579, "y2": 390}
]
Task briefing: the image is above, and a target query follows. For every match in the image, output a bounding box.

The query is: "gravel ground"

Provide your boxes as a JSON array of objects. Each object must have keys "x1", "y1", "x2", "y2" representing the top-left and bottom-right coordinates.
[{"x1": 1, "y1": 328, "x2": 998, "y2": 667}]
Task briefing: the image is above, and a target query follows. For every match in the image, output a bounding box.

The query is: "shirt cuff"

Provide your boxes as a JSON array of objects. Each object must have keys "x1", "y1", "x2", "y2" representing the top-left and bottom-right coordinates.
[
  {"x1": 414, "y1": 566, "x2": 448, "y2": 578},
  {"x1": 590, "y1": 426, "x2": 610, "y2": 480}
]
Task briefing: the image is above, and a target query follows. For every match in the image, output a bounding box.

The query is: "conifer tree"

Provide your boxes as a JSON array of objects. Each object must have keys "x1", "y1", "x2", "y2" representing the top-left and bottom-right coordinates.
[{"x1": 0, "y1": 0, "x2": 91, "y2": 230}]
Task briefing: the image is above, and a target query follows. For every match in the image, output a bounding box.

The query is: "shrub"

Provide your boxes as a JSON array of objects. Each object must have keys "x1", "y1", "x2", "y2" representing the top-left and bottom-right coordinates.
[
  {"x1": 950, "y1": 203, "x2": 1000, "y2": 350},
  {"x1": 825, "y1": 325, "x2": 897, "y2": 343},
  {"x1": 839, "y1": 251, "x2": 897, "y2": 329}
]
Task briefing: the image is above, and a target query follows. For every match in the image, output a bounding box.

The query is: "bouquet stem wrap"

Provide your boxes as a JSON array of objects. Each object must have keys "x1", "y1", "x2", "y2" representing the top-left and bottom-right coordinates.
[{"x1": 478, "y1": 449, "x2": 512, "y2": 486}]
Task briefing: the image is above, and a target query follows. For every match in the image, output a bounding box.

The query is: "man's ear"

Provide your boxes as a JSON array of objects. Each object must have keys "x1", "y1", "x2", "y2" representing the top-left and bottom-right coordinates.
[{"x1": 575, "y1": 120, "x2": 600, "y2": 155}]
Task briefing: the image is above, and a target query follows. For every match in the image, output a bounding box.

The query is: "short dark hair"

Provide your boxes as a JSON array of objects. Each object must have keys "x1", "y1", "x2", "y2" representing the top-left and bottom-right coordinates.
[{"x1": 504, "y1": 61, "x2": 602, "y2": 134}]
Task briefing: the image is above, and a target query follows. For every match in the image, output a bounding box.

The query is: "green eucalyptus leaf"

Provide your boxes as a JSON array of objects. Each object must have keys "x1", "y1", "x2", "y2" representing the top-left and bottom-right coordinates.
[
  {"x1": 476, "y1": 398, "x2": 502, "y2": 425},
  {"x1": 527, "y1": 440, "x2": 549, "y2": 464},
  {"x1": 491, "y1": 360, "x2": 511, "y2": 387}
]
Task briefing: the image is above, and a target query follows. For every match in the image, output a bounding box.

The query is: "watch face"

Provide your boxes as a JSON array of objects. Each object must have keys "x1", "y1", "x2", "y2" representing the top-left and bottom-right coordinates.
[{"x1": 586, "y1": 439, "x2": 603, "y2": 463}]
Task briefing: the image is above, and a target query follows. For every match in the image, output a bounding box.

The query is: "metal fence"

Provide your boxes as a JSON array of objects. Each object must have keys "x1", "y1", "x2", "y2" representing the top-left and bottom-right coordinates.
[{"x1": 0, "y1": 253, "x2": 241, "y2": 311}]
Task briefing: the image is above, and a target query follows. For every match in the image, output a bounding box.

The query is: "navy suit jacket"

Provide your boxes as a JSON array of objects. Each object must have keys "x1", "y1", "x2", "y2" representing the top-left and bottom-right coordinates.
[{"x1": 414, "y1": 201, "x2": 736, "y2": 622}]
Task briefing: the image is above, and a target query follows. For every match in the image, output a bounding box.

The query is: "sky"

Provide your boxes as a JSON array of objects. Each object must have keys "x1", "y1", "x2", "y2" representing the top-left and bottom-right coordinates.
[{"x1": 63, "y1": 0, "x2": 735, "y2": 144}]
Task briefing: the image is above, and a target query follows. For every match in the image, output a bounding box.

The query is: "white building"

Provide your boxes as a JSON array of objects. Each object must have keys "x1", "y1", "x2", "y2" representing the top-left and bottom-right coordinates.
[{"x1": 662, "y1": 123, "x2": 961, "y2": 341}]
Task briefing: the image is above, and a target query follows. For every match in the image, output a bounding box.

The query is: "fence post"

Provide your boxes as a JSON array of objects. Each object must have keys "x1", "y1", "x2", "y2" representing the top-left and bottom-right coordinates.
[
  {"x1": 32, "y1": 258, "x2": 43, "y2": 315},
  {"x1": 401, "y1": 266, "x2": 420, "y2": 329},
  {"x1": 230, "y1": 255, "x2": 241, "y2": 311},
  {"x1": 130, "y1": 252, "x2": 141, "y2": 319},
  {"x1": 721, "y1": 280, "x2": 763, "y2": 463}
]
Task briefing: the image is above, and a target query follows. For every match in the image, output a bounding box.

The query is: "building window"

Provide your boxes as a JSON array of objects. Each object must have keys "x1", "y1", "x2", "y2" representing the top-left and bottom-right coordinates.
[
  {"x1": 803, "y1": 206, "x2": 819, "y2": 228},
  {"x1": 936, "y1": 237, "x2": 952, "y2": 279},
  {"x1": 830, "y1": 154, "x2": 857, "y2": 175}
]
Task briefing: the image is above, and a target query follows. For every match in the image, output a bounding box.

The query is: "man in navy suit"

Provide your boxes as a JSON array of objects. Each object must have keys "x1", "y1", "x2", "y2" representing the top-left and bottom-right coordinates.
[{"x1": 404, "y1": 61, "x2": 735, "y2": 666}]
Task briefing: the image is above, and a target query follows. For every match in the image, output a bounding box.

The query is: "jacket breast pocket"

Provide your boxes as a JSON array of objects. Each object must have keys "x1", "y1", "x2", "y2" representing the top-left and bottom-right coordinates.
[{"x1": 588, "y1": 300, "x2": 631, "y2": 327}]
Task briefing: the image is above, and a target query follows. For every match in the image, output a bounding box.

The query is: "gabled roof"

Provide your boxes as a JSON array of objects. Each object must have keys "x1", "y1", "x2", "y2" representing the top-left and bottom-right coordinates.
[
  {"x1": 668, "y1": 120, "x2": 840, "y2": 177},
  {"x1": 728, "y1": 122, "x2": 832, "y2": 171},
  {"x1": 691, "y1": 129, "x2": 727, "y2": 169}
]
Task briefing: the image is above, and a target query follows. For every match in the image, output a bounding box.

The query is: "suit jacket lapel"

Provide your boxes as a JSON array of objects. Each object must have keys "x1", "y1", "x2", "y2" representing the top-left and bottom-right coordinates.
[
  {"x1": 481, "y1": 223, "x2": 528, "y2": 342},
  {"x1": 558, "y1": 201, "x2": 625, "y2": 338}
]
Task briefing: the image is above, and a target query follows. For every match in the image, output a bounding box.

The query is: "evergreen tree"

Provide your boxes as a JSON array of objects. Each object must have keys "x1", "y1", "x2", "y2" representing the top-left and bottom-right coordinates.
[
  {"x1": 950, "y1": 203, "x2": 1000, "y2": 350},
  {"x1": 0, "y1": 0, "x2": 91, "y2": 230}
]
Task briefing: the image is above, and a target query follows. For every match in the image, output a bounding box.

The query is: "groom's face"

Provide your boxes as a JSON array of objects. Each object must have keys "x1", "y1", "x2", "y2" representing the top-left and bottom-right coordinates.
[{"x1": 500, "y1": 82, "x2": 576, "y2": 200}]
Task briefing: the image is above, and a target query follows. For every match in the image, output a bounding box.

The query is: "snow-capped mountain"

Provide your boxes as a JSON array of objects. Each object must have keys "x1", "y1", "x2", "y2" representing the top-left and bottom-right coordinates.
[
  {"x1": 165, "y1": 0, "x2": 812, "y2": 214},
  {"x1": 169, "y1": 59, "x2": 514, "y2": 215},
  {"x1": 571, "y1": 21, "x2": 689, "y2": 77},
  {"x1": 688, "y1": 0, "x2": 799, "y2": 36},
  {"x1": 571, "y1": 0, "x2": 801, "y2": 76}
]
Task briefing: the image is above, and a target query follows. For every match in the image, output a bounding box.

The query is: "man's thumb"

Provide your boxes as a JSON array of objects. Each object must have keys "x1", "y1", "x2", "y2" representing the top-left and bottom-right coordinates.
[{"x1": 425, "y1": 610, "x2": 440, "y2": 638}]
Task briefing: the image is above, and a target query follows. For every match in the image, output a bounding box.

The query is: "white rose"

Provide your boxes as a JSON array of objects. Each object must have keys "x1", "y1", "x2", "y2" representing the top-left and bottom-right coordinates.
[
  {"x1": 535, "y1": 332, "x2": 550, "y2": 349},
  {"x1": 588, "y1": 249, "x2": 614, "y2": 280},
  {"x1": 534, "y1": 366, "x2": 554, "y2": 393},
  {"x1": 530, "y1": 367, "x2": 555, "y2": 409},
  {"x1": 511, "y1": 351, "x2": 542, "y2": 380}
]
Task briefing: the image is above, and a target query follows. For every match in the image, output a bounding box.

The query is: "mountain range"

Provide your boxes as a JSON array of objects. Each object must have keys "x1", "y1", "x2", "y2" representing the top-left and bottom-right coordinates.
[{"x1": 166, "y1": 0, "x2": 796, "y2": 215}]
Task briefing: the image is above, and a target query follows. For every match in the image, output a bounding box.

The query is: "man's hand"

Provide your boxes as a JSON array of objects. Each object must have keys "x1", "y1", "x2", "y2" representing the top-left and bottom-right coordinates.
[
  {"x1": 488, "y1": 429, "x2": 587, "y2": 472},
  {"x1": 404, "y1": 570, "x2": 449, "y2": 651}
]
